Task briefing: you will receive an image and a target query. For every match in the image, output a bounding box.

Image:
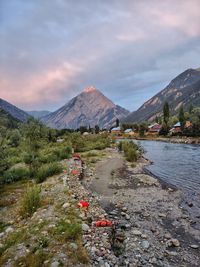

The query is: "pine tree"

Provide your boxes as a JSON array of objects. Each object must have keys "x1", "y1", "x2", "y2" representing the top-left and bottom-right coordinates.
[
  {"x1": 179, "y1": 106, "x2": 185, "y2": 130},
  {"x1": 163, "y1": 102, "x2": 170, "y2": 125}
]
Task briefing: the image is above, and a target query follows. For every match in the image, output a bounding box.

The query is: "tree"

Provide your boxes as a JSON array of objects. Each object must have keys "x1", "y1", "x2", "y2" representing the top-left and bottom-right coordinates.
[
  {"x1": 189, "y1": 103, "x2": 194, "y2": 114},
  {"x1": 95, "y1": 125, "x2": 100, "y2": 134},
  {"x1": 179, "y1": 106, "x2": 185, "y2": 130},
  {"x1": 116, "y1": 118, "x2": 119, "y2": 127},
  {"x1": 163, "y1": 102, "x2": 170, "y2": 125},
  {"x1": 9, "y1": 129, "x2": 21, "y2": 147}
]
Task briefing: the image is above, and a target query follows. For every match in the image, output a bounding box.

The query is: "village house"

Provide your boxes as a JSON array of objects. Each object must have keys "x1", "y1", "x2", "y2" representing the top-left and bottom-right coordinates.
[
  {"x1": 111, "y1": 126, "x2": 121, "y2": 135},
  {"x1": 124, "y1": 128, "x2": 135, "y2": 136},
  {"x1": 170, "y1": 121, "x2": 192, "y2": 134},
  {"x1": 148, "y1": 123, "x2": 162, "y2": 134}
]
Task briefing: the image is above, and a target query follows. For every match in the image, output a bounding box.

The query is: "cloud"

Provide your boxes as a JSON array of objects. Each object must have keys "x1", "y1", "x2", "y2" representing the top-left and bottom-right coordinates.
[{"x1": 0, "y1": 0, "x2": 200, "y2": 111}]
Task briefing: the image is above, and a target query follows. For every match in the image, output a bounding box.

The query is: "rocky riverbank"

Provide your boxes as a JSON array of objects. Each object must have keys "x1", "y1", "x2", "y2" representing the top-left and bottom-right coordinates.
[
  {"x1": 120, "y1": 136, "x2": 200, "y2": 145},
  {"x1": 84, "y1": 148, "x2": 200, "y2": 267},
  {"x1": 0, "y1": 148, "x2": 200, "y2": 266}
]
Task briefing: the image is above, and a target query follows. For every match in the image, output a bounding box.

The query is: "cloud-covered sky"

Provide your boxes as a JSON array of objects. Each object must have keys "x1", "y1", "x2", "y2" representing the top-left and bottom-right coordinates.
[{"x1": 0, "y1": 0, "x2": 200, "y2": 111}]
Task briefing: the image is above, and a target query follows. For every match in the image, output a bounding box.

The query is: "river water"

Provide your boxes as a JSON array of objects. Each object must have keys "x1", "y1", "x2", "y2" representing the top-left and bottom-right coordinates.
[
  {"x1": 134, "y1": 140, "x2": 200, "y2": 193},
  {"x1": 134, "y1": 140, "x2": 200, "y2": 228}
]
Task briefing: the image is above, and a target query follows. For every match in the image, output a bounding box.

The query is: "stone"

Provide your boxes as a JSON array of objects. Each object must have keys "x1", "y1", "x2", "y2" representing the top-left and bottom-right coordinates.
[
  {"x1": 5, "y1": 227, "x2": 14, "y2": 234},
  {"x1": 82, "y1": 223, "x2": 90, "y2": 232},
  {"x1": 158, "y1": 213, "x2": 166, "y2": 218},
  {"x1": 51, "y1": 261, "x2": 59, "y2": 267},
  {"x1": 190, "y1": 244, "x2": 199, "y2": 249},
  {"x1": 141, "y1": 240, "x2": 150, "y2": 249},
  {"x1": 165, "y1": 250, "x2": 178, "y2": 256},
  {"x1": 166, "y1": 238, "x2": 180, "y2": 247},
  {"x1": 69, "y1": 242, "x2": 78, "y2": 250},
  {"x1": 132, "y1": 230, "x2": 142, "y2": 236},
  {"x1": 164, "y1": 233, "x2": 171, "y2": 239},
  {"x1": 125, "y1": 214, "x2": 130, "y2": 220},
  {"x1": 62, "y1": 202, "x2": 70, "y2": 209},
  {"x1": 122, "y1": 207, "x2": 128, "y2": 212}
]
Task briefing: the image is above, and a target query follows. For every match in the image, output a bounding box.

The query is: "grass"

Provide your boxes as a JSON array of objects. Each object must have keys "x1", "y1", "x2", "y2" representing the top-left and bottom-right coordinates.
[
  {"x1": 0, "y1": 221, "x2": 9, "y2": 233},
  {"x1": 56, "y1": 219, "x2": 82, "y2": 241},
  {"x1": 13, "y1": 250, "x2": 48, "y2": 267},
  {"x1": 35, "y1": 162, "x2": 63, "y2": 183},
  {"x1": 0, "y1": 230, "x2": 27, "y2": 257},
  {"x1": 2, "y1": 167, "x2": 30, "y2": 183},
  {"x1": 19, "y1": 185, "x2": 41, "y2": 218}
]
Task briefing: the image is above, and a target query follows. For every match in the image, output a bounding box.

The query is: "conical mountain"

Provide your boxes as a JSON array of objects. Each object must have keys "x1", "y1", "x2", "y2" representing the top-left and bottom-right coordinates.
[
  {"x1": 125, "y1": 68, "x2": 200, "y2": 122},
  {"x1": 42, "y1": 86, "x2": 130, "y2": 129}
]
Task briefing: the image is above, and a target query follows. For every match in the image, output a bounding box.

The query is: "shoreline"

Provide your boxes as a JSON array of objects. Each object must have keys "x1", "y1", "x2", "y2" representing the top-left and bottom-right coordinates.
[
  {"x1": 115, "y1": 136, "x2": 200, "y2": 145},
  {"x1": 85, "y1": 148, "x2": 200, "y2": 266}
]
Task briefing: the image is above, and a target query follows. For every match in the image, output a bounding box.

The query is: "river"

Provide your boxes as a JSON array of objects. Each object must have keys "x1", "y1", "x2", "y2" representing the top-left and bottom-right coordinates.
[{"x1": 134, "y1": 140, "x2": 200, "y2": 193}]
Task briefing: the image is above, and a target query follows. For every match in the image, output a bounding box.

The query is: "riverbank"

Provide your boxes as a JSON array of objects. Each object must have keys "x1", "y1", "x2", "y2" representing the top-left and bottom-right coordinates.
[
  {"x1": 116, "y1": 136, "x2": 200, "y2": 144},
  {"x1": 1, "y1": 148, "x2": 200, "y2": 266},
  {"x1": 85, "y1": 148, "x2": 200, "y2": 266}
]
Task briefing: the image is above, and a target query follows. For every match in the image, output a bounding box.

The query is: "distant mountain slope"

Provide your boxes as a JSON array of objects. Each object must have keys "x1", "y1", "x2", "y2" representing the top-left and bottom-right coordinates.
[
  {"x1": 0, "y1": 108, "x2": 20, "y2": 129},
  {"x1": 125, "y1": 68, "x2": 200, "y2": 122},
  {"x1": 0, "y1": 98, "x2": 29, "y2": 122},
  {"x1": 42, "y1": 86, "x2": 130, "y2": 129},
  {"x1": 27, "y1": 110, "x2": 51, "y2": 119}
]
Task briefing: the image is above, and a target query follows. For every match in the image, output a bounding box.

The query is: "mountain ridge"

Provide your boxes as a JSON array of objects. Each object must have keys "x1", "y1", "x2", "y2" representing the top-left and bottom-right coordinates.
[
  {"x1": 42, "y1": 86, "x2": 130, "y2": 129},
  {"x1": 0, "y1": 98, "x2": 29, "y2": 122},
  {"x1": 125, "y1": 68, "x2": 200, "y2": 123}
]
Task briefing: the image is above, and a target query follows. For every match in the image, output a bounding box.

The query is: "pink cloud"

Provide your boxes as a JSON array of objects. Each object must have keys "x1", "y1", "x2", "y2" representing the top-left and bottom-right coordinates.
[{"x1": 0, "y1": 62, "x2": 83, "y2": 109}]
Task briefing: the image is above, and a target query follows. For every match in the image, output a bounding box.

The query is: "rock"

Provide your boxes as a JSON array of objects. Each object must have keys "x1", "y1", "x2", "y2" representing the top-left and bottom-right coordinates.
[
  {"x1": 141, "y1": 240, "x2": 150, "y2": 249},
  {"x1": 166, "y1": 238, "x2": 180, "y2": 247},
  {"x1": 122, "y1": 207, "x2": 128, "y2": 212},
  {"x1": 164, "y1": 233, "x2": 171, "y2": 239},
  {"x1": 51, "y1": 261, "x2": 59, "y2": 267},
  {"x1": 125, "y1": 214, "x2": 130, "y2": 220},
  {"x1": 165, "y1": 250, "x2": 178, "y2": 256},
  {"x1": 190, "y1": 244, "x2": 199, "y2": 249},
  {"x1": 132, "y1": 229, "x2": 142, "y2": 236},
  {"x1": 62, "y1": 202, "x2": 70, "y2": 209},
  {"x1": 5, "y1": 227, "x2": 14, "y2": 234},
  {"x1": 69, "y1": 242, "x2": 78, "y2": 250},
  {"x1": 158, "y1": 213, "x2": 166, "y2": 218},
  {"x1": 82, "y1": 223, "x2": 90, "y2": 232}
]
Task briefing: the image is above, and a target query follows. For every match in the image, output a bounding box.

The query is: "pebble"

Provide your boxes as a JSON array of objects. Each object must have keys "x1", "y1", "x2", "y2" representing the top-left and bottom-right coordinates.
[
  {"x1": 125, "y1": 214, "x2": 130, "y2": 220},
  {"x1": 166, "y1": 238, "x2": 180, "y2": 247},
  {"x1": 132, "y1": 230, "x2": 142, "y2": 236},
  {"x1": 69, "y1": 242, "x2": 78, "y2": 250},
  {"x1": 82, "y1": 223, "x2": 90, "y2": 232},
  {"x1": 141, "y1": 240, "x2": 150, "y2": 249},
  {"x1": 190, "y1": 244, "x2": 199, "y2": 249},
  {"x1": 5, "y1": 227, "x2": 14, "y2": 234},
  {"x1": 51, "y1": 261, "x2": 59, "y2": 267},
  {"x1": 62, "y1": 202, "x2": 70, "y2": 209}
]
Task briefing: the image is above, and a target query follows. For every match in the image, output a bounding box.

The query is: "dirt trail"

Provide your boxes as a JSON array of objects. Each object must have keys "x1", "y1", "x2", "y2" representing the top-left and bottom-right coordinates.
[{"x1": 90, "y1": 153, "x2": 124, "y2": 196}]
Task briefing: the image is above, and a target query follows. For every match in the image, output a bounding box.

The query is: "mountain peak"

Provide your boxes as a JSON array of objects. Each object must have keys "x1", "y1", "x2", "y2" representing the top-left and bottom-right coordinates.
[{"x1": 83, "y1": 86, "x2": 97, "y2": 93}]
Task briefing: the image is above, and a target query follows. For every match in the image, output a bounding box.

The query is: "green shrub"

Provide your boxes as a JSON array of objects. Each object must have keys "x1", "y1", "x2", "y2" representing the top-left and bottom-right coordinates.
[
  {"x1": 2, "y1": 167, "x2": 30, "y2": 183},
  {"x1": 126, "y1": 148, "x2": 138, "y2": 162},
  {"x1": 35, "y1": 162, "x2": 63, "y2": 183},
  {"x1": 20, "y1": 185, "x2": 41, "y2": 218},
  {"x1": 56, "y1": 219, "x2": 82, "y2": 241}
]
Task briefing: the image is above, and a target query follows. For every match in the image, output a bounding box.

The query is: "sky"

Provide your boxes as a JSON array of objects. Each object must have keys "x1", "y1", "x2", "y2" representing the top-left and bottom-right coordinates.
[{"x1": 0, "y1": 0, "x2": 200, "y2": 112}]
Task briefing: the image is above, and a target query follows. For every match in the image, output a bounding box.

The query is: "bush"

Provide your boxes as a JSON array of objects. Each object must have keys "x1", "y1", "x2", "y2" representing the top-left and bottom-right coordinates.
[
  {"x1": 2, "y1": 167, "x2": 30, "y2": 183},
  {"x1": 126, "y1": 148, "x2": 138, "y2": 162},
  {"x1": 119, "y1": 141, "x2": 139, "y2": 162},
  {"x1": 20, "y1": 185, "x2": 41, "y2": 218},
  {"x1": 56, "y1": 219, "x2": 82, "y2": 241},
  {"x1": 35, "y1": 162, "x2": 63, "y2": 183}
]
